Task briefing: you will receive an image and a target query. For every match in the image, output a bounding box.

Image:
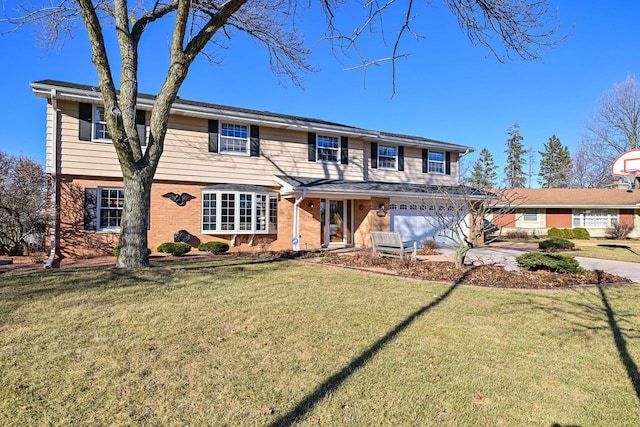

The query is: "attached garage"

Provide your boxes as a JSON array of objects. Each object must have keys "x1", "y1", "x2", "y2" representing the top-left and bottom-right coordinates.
[{"x1": 390, "y1": 200, "x2": 469, "y2": 247}]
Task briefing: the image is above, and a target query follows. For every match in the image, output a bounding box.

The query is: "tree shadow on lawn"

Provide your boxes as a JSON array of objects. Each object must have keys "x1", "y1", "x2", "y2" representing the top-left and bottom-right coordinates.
[
  {"x1": 511, "y1": 281, "x2": 640, "y2": 403},
  {"x1": 269, "y1": 280, "x2": 462, "y2": 426}
]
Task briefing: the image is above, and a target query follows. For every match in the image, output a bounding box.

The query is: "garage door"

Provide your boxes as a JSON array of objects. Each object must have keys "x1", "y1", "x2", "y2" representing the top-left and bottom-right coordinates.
[{"x1": 390, "y1": 201, "x2": 468, "y2": 247}]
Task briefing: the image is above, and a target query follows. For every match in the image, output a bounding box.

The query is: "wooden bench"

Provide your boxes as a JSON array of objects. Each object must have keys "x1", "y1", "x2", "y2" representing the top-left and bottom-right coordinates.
[{"x1": 370, "y1": 231, "x2": 417, "y2": 261}]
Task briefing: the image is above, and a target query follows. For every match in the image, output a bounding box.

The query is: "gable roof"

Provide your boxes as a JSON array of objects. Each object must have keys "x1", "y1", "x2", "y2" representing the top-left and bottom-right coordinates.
[
  {"x1": 500, "y1": 188, "x2": 640, "y2": 209},
  {"x1": 30, "y1": 79, "x2": 474, "y2": 152}
]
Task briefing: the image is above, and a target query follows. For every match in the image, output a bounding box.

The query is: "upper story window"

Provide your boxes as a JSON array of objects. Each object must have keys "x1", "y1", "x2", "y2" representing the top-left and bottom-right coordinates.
[
  {"x1": 98, "y1": 187, "x2": 124, "y2": 231},
  {"x1": 79, "y1": 103, "x2": 146, "y2": 144},
  {"x1": 93, "y1": 106, "x2": 110, "y2": 140},
  {"x1": 220, "y1": 123, "x2": 249, "y2": 155},
  {"x1": 378, "y1": 145, "x2": 397, "y2": 170},
  {"x1": 428, "y1": 151, "x2": 445, "y2": 174},
  {"x1": 316, "y1": 135, "x2": 340, "y2": 163},
  {"x1": 202, "y1": 190, "x2": 278, "y2": 234}
]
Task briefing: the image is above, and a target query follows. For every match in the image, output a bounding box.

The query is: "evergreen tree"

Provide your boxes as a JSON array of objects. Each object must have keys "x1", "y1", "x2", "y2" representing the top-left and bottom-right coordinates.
[
  {"x1": 538, "y1": 134, "x2": 573, "y2": 188},
  {"x1": 504, "y1": 123, "x2": 527, "y2": 188},
  {"x1": 469, "y1": 148, "x2": 498, "y2": 188}
]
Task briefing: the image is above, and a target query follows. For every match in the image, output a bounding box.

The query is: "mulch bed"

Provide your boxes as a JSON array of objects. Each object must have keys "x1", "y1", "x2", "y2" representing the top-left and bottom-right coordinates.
[{"x1": 316, "y1": 252, "x2": 631, "y2": 289}]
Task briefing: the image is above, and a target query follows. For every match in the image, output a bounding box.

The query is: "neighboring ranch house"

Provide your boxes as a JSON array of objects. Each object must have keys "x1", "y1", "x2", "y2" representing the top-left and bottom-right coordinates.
[
  {"x1": 493, "y1": 188, "x2": 640, "y2": 238},
  {"x1": 32, "y1": 80, "x2": 480, "y2": 258}
]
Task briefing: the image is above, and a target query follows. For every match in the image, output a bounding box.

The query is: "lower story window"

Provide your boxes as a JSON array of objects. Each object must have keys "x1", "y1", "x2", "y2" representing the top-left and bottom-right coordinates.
[
  {"x1": 202, "y1": 191, "x2": 278, "y2": 234},
  {"x1": 98, "y1": 188, "x2": 124, "y2": 230},
  {"x1": 572, "y1": 209, "x2": 618, "y2": 228},
  {"x1": 522, "y1": 209, "x2": 538, "y2": 222}
]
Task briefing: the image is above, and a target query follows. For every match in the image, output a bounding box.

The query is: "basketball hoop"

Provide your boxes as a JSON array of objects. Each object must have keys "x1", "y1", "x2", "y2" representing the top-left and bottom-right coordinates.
[{"x1": 612, "y1": 149, "x2": 640, "y2": 177}]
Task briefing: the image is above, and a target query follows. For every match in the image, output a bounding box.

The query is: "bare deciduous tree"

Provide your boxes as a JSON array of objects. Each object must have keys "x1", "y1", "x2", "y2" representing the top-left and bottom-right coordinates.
[
  {"x1": 577, "y1": 75, "x2": 640, "y2": 188},
  {"x1": 415, "y1": 187, "x2": 520, "y2": 268},
  {"x1": 0, "y1": 151, "x2": 49, "y2": 256},
  {"x1": 2, "y1": 0, "x2": 562, "y2": 267}
]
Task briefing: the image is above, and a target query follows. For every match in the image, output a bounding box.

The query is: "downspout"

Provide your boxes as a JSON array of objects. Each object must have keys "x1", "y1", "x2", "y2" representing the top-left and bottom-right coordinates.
[
  {"x1": 44, "y1": 89, "x2": 58, "y2": 269},
  {"x1": 457, "y1": 149, "x2": 470, "y2": 185},
  {"x1": 292, "y1": 189, "x2": 307, "y2": 251}
]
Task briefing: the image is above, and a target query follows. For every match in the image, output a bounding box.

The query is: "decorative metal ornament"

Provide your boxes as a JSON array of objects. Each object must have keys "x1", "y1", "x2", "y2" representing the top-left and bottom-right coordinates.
[{"x1": 163, "y1": 192, "x2": 196, "y2": 206}]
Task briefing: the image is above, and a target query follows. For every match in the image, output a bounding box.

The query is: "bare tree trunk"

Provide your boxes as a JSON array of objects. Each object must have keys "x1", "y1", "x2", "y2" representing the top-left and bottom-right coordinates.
[
  {"x1": 454, "y1": 246, "x2": 470, "y2": 269},
  {"x1": 117, "y1": 173, "x2": 151, "y2": 268}
]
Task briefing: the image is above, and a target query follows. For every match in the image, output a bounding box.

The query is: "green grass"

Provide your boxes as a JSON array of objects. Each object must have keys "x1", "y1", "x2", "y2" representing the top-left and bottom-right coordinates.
[{"x1": 2, "y1": 258, "x2": 640, "y2": 425}]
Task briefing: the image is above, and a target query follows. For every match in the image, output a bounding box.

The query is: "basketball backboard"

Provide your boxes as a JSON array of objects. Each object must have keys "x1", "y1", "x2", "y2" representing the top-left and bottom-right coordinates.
[{"x1": 611, "y1": 149, "x2": 640, "y2": 177}]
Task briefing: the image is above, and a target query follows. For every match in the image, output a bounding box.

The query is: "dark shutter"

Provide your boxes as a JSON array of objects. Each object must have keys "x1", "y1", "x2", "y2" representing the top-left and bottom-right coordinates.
[
  {"x1": 308, "y1": 132, "x2": 316, "y2": 161},
  {"x1": 445, "y1": 152, "x2": 451, "y2": 175},
  {"x1": 398, "y1": 146, "x2": 404, "y2": 171},
  {"x1": 84, "y1": 188, "x2": 97, "y2": 230},
  {"x1": 208, "y1": 119, "x2": 219, "y2": 153},
  {"x1": 250, "y1": 125, "x2": 260, "y2": 157},
  {"x1": 136, "y1": 109, "x2": 146, "y2": 146},
  {"x1": 340, "y1": 136, "x2": 348, "y2": 165},
  {"x1": 422, "y1": 149, "x2": 429, "y2": 173},
  {"x1": 79, "y1": 103, "x2": 92, "y2": 141},
  {"x1": 371, "y1": 142, "x2": 378, "y2": 169}
]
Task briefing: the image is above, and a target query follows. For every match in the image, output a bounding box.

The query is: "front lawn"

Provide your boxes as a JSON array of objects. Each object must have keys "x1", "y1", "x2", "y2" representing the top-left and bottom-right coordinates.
[{"x1": 2, "y1": 257, "x2": 640, "y2": 425}]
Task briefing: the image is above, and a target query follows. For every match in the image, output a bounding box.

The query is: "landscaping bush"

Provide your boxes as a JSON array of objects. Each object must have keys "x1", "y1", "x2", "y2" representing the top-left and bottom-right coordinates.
[
  {"x1": 198, "y1": 241, "x2": 230, "y2": 254},
  {"x1": 421, "y1": 239, "x2": 440, "y2": 250},
  {"x1": 157, "y1": 242, "x2": 191, "y2": 256},
  {"x1": 113, "y1": 246, "x2": 151, "y2": 257},
  {"x1": 572, "y1": 228, "x2": 590, "y2": 239},
  {"x1": 605, "y1": 223, "x2": 635, "y2": 239},
  {"x1": 516, "y1": 252, "x2": 581, "y2": 274},
  {"x1": 547, "y1": 227, "x2": 590, "y2": 240},
  {"x1": 506, "y1": 230, "x2": 530, "y2": 240},
  {"x1": 538, "y1": 238, "x2": 575, "y2": 252}
]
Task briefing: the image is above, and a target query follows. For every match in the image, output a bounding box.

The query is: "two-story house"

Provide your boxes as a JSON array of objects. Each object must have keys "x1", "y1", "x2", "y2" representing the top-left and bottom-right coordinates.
[{"x1": 31, "y1": 80, "x2": 475, "y2": 258}]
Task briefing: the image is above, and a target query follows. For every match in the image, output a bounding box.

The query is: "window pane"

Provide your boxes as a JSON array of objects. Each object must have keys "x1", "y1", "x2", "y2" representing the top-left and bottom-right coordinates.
[
  {"x1": 428, "y1": 151, "x2": 445, "y2": 174},
  {"x1": 202, "y1": 193, "x2": 217, "y2": 231},
  {"x1": 239, "y1": 193, "x2": 252, "y2": 231},
  {"x1": 221, "y1": 193, "x2": 235, "y2": 231},
  {"x1": 269, "y1": 196, "x2": 278, "y2": 231},
  {"x1": 256, "y1": 195, "x2": 267, "y2": 231},
  {"x1": 316, "y1": 135, "x2": 339, "y2": 162},
  {"x1": 522, "y1": 209, "x2": 537, "y2": 221},
  {"x1": 220, "y1": 123, "x2": 248, "y2": 154},
  {"x1": 94, "y1": 107, "x2": 110, "y2": 140},
  {"x1": 378, "y1": 145, "x2": 397, "y2": 169},
  {"x1": 99, "y1": 187, "x2": 124, "y2": 229}
]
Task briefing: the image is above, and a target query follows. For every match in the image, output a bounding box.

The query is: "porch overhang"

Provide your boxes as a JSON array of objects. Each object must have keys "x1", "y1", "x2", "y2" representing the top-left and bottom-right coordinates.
[{"x1": 274, "y1": 175, "x2": 494, "y2": 201}]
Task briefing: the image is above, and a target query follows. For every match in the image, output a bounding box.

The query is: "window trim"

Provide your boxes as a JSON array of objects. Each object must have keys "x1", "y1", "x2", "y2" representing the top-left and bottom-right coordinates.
[
  {"x1": 201, "y1": 190, "x2": 278, "y2": 234},
  {"x1": 377, "y1": 144, "x2": 398, "y2": 170},
  {"x1": 428, "y1": 151, "x2": 445, "y2": 174},
  {"x1": 316, "y1": 134, "x2": 341, "y2": 164},
  {"x1": 96, "y1": 186, "x2": 124, "y2": 232},
  {"x1": 219, "y1": 122, "x2": 250, "y2": 156},
  {"x1": 522, "y1": 209, "x2": 538, "y2": 222}
]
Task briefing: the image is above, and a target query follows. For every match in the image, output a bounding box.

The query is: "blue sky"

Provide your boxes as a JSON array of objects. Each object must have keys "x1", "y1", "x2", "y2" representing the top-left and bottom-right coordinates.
[{"x1": 0, "y1": 0, "x2": 638, "y2": 184}]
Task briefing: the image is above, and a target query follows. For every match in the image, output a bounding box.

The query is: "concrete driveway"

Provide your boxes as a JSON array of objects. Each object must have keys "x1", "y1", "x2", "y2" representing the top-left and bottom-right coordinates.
[{"x1": 452, "y1": 245, "x2": 640, "y2": 284}]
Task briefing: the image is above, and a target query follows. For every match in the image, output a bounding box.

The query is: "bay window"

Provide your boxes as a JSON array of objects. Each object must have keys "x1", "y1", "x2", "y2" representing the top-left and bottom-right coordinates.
[{"x1": 202, "y1": 190, "x2": 278, "y2": 234}]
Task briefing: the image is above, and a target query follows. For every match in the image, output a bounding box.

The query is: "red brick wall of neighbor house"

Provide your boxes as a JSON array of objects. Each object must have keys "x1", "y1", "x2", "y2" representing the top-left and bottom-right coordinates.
[
  {"x1": 493, "y1": 212, "x2": 515, "y2": 229},
  {"x1": 620, "y1": 209, "x2": 635, "y2": 226},
  {"x1": 545, "y1": 209, "x2": 572, "y2": 228}
]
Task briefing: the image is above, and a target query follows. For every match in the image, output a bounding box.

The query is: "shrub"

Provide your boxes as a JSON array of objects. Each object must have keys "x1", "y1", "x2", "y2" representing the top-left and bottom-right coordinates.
[
  {"x1": 572, "y1": 228, "x2": 590, "y2": 239},
  {"x1": 157, "y1": 242, "x2": 191, "y2": 256},
  {"x1": 198, "y1": 241, "x2": 230, "y2": 254},
  {"x1": 113, "y1": 246, "x2": 151, "y2": 257},
  {"x1": 547, "y1": 227, "x2": 590, "y2": 240},
  {"x1": 506, "y1": 230, "x2": 530, "y2": 240},
  {"x1": 516, "y1": 252, "x2": 581, "y2": 274},
  {"x1": 538, "y1": 238, "x2": 575, "y2": 252},
  {"x1": 605, "y1": 223, "x2": 635, "y2": 240},
  {"x1": 421, "y1": 239, "x2": 440, "y2": 250}
]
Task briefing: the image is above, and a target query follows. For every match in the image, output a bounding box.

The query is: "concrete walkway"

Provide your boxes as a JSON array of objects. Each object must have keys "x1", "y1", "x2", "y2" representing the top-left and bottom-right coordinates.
[{"x1": 439, "y1": 245, "x2": 640, "y2": 283}]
